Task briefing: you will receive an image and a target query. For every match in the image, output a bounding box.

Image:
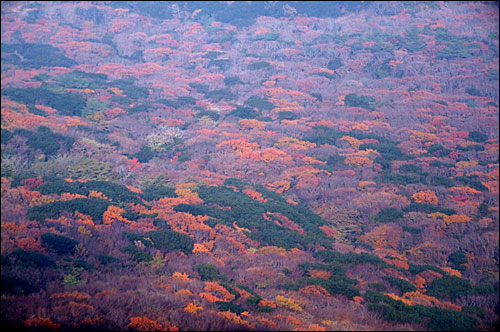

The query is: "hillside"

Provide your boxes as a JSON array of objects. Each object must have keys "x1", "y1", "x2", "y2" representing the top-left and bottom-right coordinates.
[{"x1": 1, "y1": 1, "x2": 499, "y2": 331}]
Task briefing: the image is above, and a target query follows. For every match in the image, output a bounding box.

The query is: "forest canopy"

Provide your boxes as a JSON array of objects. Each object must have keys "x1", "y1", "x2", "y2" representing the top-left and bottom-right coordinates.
[{"x1": 1, "y1": 1, "x2": 498, "y2": 331}]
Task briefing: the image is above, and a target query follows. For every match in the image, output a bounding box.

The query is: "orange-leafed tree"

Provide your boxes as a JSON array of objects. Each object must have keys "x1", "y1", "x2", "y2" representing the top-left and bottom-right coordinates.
[
  {"x1": 217, "y1": 310, "x2": 250, "y2": 328},
  {"x1": 102, "y1": 206, "x2": 131, "y2": 225},
  {"x1": 203, "y1": 281, "x2": 236, "y2": 301},
  {"x1": 300, "y1": 284, "x2": 330, "y2": 296},
  {"x1": 266, "y1": 180, "x2": 291, "y2": 194},
  {"x1": 258, "y1": 298, "x2": 277, "y2": 308},
  {"x1": 319, "y1": 225, "x2": 338, "y2": 237},
  {"x1": 217, "y1": 139, "x2": 259, "y2": 156},
  {"x1": 275, "y1": 137, "x2": 316, "y2": 150},
  {"x1": 359, "y1": 224, "x2": 403, "y2": 250},
  {"x1": 443, "y1": 214, "x2": 472, "y2": 225},
  {"x1": 344, "y1": 156, "x2": 374, "y2": 167},
  {"x1": 242, "y1": 189, "x2": 268, "y2": 202},
  {"x1": 24, "y1": 317, "x2": 60, "y2": 330},
  {"x1": 199, "y1": 292, "x2": 224, "y2": 303},
  {"x1": 127, "y1": 316, "x2": 178, "y2": 331},
  {"x1": 184, "y1": 303, "x2": 203, "y2": 314},
  {"x1": 238, "y1": 118, "x2": 266, "y2": 130},
  {"x1": 412, "y1": 190, "x2": 438, "y2": 205}
]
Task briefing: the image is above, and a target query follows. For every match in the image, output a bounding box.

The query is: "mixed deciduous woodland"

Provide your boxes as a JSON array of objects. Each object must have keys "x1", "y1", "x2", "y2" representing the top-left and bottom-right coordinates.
[{"x1": 1, "y1": 1, "x2": 499, "y2": 331}]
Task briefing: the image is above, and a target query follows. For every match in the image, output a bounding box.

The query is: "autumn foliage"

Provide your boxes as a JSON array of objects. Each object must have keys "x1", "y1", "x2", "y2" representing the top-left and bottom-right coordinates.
[{"x1": 1, "y1": 1, "x2": 498, "y2": 332}]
